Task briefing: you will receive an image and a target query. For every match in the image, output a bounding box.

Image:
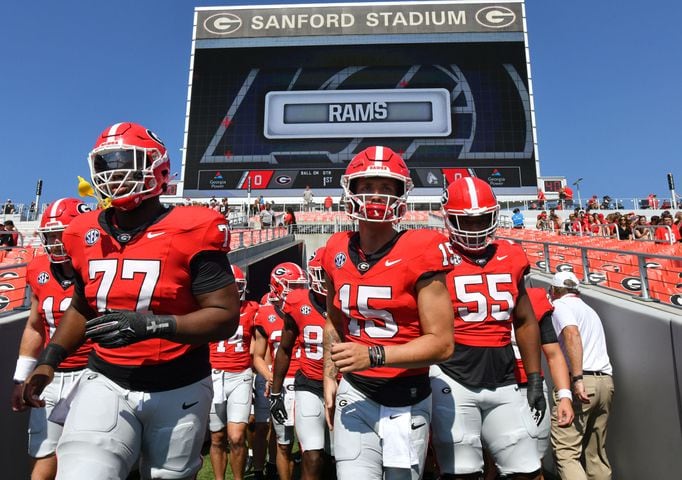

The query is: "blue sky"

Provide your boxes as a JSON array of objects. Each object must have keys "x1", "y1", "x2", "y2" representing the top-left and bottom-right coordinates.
[{"x1": 1, "y1": 1, "x2": 680, "y2": 208}]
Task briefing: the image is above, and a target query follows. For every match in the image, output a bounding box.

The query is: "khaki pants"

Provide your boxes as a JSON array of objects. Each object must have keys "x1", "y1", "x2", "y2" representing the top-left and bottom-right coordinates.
[{"x1": 551, "y1": 375, "x2": 614, "y2": 480}]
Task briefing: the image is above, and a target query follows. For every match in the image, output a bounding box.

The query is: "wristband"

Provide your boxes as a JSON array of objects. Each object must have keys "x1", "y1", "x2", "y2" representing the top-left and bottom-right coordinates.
[
  {"x1": 368, "y1": 345, "x2": 386, "y2": 368},
  {"x1": 36, "y1": 344, "x2": 68, "y2": 370},
  {"x1": 557, "y1": 388, "x2": 573, "y2": 400},
  {"x1": 571, "y1": 374, "x2": 583, "y2": 383},
  {"x1": 13, "y1": 356, "x2": 37, "y2": 383}
]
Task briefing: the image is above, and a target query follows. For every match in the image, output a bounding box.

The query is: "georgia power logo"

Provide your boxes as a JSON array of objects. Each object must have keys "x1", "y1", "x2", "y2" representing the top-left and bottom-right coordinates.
[
  {"x1": 204, "y1": 13, "x2": 243, "y2": 35},
  {"x1": 475, "y1": 6, "x2": 516, "y2": 29}
]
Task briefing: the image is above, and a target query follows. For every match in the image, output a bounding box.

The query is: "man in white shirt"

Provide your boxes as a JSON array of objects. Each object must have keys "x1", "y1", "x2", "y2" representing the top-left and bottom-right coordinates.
[{"x1": 549, "y1": 271, "x2": 614, "y2": 480}]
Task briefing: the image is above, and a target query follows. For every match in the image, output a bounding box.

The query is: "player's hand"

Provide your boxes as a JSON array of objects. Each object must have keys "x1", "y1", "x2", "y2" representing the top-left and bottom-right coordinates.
[
  {"x1": 85, "y1": 311, "x2": 176, "y2": 348},
  {"x1": 330, "y1": 342, "x2": 371, "y2": 373},
  {"x1": 11, "y1": 382, "x2": 27, "y2": 412},
  {"x1": 269, "y1": 391, "x2": 287, "y2": 425},
  {"x1": 526, "y1": 372, "x2": 547, "y2": 426},
  {"x1": 573, "y1": 379, "x2": 590, "y2": 404},
  {"x1": 323, "y1": 376, "x2": 338, "y2": 431},
  {"x1": 22, "y1": 365, "x2": 54, "y2": 408},
  {"x1": 556, "y1": 397, "x2": 574, "y2": 427}
]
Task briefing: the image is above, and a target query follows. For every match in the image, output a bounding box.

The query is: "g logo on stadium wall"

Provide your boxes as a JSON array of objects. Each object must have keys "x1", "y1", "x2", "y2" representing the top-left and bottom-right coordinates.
[
  {"x1": 475, "y1": 6, "x2": 516, "y2": 29},
  {"x1": 0, "y1": 295, "x2": 10, "y2": 311},
  {"x1": 0, "y1": 271, "x2": 19, "y2": 279},
  {"x1": 535, "y1": 260, "x2": 546, "y2": 269},
  {"x1": 587, "y1": 272, "x2": 607, "y2": 285},
  {"x1": 621, "y1": 277, "x2": 641, "y2": 292},
  {"x1": 204, "y1": 13, "x2": 243, "y2": 35},
  {"x1": 555, "y1": 263, "x2": 574, "y2": 273},
  {"x1": 0, "y1": 283, "x2": 14, "y2": 291},
  {"x1": 671, "y1": 294, "x2": 682, "y2": 307}
]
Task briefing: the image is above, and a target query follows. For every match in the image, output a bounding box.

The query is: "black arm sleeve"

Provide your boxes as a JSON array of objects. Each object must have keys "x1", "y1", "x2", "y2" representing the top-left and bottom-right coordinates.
[
  {"x1": 539, "y1": 312, "x2": 559, "y2": 345},
  {"x1": 189, "y1": 251, "x2": 234, "y2": 295}
]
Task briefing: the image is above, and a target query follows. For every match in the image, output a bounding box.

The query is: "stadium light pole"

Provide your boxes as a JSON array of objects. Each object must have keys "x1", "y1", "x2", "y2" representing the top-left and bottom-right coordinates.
[{"x1": 573, "y1": 177, "x2": 583, "y2": 209}]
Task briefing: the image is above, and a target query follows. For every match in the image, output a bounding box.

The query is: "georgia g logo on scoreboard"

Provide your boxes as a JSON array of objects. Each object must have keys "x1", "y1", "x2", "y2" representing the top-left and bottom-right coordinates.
[{"x1": 204, "y1": 13, "x2": 243, "y2": 35}]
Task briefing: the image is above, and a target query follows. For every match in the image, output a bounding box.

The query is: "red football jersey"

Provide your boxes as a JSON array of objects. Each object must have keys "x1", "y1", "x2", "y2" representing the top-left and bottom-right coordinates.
[
  {"x1": 26, "y1": 255, "x2": 92, "y2": 369},
  {"x1": 448, "y1": 240, "x2": 529, "y2": 348},
  {"x1": 255, "y1": 302, "x2": 300, "y2": 378},
  {"x1": 513, "y1": 287, "x2": 553, "y2": 384},
  {"x1": 62, "y1": 206, "x2": 230, "y2": 367},
  {"x1": 322, "y1": 229, "x2": 452, "y2": 379},
  {"x1": 210, "y1": 300, "x2": 258, "y2": 372},
  {"x1": 281, "y1": 288, "x2": 325, "y2": 382}
]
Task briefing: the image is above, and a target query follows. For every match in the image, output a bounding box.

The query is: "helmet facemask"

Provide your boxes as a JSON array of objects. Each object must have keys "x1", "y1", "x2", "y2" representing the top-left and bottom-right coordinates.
[
  {"x1": 307, "y1": 265, "x2": 327, "y2": 296},
  {"x1": 89, "y1": 146, "x2": 168, "y2": 211},
  {"x1": 38, "y1": 225, "x2": 68, "y2": 263},
  {"x1": 444, "y1": 208, "x2": 499, "y2": 253},
  {"x1": 341, "y1": 174, "x2": 411, "y2": 223}
]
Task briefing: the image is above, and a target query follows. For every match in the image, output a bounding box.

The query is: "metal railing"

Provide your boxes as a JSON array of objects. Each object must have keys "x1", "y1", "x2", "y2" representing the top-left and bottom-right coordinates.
[{"x1": 499, "y1": 235, "x2": 681, "y2": 306}]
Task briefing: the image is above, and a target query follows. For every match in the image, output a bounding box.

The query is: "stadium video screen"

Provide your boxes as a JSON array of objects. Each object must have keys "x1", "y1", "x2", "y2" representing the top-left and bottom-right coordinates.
[{"x1": 183, "y1": 37, "x2": 536, "y2": 196}]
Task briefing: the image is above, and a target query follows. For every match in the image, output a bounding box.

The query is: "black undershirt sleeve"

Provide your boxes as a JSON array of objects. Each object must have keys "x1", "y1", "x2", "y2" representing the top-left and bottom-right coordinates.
[
  {"x1": 539, "y1": 312, "x2": 558, "y2": 345},
  {"x1": 189, "y1": 251, "x2": 234, "y2": 295}
]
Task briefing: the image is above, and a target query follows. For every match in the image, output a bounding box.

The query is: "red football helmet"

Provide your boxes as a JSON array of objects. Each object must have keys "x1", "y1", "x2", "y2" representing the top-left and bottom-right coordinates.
[
  {"x1": 38, "y1": 198, "x2": 91, "y2": 263},
  {"x1": 231, "y1": 265, "x2": 247, "y2": 301},
  {"x1": 341, "y1": 146, "x2": 413, "y2": 222},
  {"x1": 441, "y1": 177, "x2": 499, "y2": 252},
  {"x1": 88, "y1": 122, "x2": 170, "y2": 211},
  {"x1": 269, "y1": 262, "x2": 308, "y2": 302},
  {"x1": 307, "y1": 247, "x2": 326, "y2": 296}
]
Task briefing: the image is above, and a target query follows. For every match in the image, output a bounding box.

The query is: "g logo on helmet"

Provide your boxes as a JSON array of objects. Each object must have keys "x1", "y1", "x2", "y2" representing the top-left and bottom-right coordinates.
[
  {"x1": 274, "y1": 267, "x2": 287, "y2": 276},
  {"x1": 77, "y1": 203, "x2": 91, "y2": 214},
  {"x1": 440, "y1": 189, "x2": 449, "y2": 206}
]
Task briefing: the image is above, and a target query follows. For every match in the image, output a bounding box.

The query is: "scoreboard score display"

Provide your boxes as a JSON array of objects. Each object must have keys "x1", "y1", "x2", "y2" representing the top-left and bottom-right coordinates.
[{"x1": 180, "y1": 0, "x2": 539, "y2": 198}]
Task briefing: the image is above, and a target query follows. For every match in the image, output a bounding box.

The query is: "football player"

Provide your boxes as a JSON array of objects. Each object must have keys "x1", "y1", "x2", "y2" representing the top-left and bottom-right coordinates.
[
  {"x1": 270, "y1": 247, "x2": 330, "y2": 480},
  {"x1": 22, "y1": 122, "x2": 241, "y2": 479},
  {"x1": 252, "y1": 262, "x2": 307, "y2": 480},
  {"x1": 431, "y1": 176, "x2": 545, "y2": 479},
  {"x1": 11, "y1": 198, "x2": 93, "y2": 480},
  {"x1": 321, "y1": 146, "x2": 455, "y2": 480},
  {"x1": 208, "y1": 265, "x2": 259, "y2": 480}
]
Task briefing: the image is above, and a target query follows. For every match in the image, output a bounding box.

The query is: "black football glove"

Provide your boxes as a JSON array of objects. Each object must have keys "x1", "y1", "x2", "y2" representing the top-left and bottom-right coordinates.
[
  {"x1": 85, "y1": 311, "x2": 176, "y2": 348},
  {"x1": 269, "y1": 391, "x2": 288, "y2": 425},
  {"x1": 526, "y1": 372, "x2": 547, "y2": 426}
]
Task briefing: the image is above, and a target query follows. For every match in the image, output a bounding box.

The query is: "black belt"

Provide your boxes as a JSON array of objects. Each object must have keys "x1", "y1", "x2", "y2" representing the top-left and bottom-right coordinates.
[{"x1": 583, "y1": 370, "x2": 610, "y2": 376}]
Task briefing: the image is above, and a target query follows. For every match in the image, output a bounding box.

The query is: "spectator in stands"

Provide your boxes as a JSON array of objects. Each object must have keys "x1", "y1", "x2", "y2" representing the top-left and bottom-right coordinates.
[
  {"x1": 0, "y1": 222, "x2": 7, "y2": 246},
  {"x1": 536, "y1": 211, "x2": 548, "y2": 230},
  {"x1": 586, "y1": 195, "x2": 599, "y2": 211},
  {"x1": 302, "y1": 185, "x2": 314, "y2": 212},
  {"x1": 549, "y1": 212, "x2": 562, "y2": 232},
  {"x1": 600, "y1": 195, "x2": 612, "y2": 210},
  {"x1": 2, "y1": 220, "x2": 19, "y2": 246},
  {"x1": 260, "y1": 203, "x2": 274, "y2": 228},
  {"x1": 616, "y1": 216, "x2": 632, "y2": 240},
  {"x1": 537, "y1": 188, "x2": 546, "y2": 209},
  {"x1": 324, "y1": 195, "x2": 333, "y2": 212},
  {"x1": 550, "y1": 272, "x2": 614, "y2": 480},
  {"x1": 633, "y1": 215, "x2": 652, "y2": 240},
  {"x1": 650, "y1": 215, "x2": 660, "y2": 226},
  {"x1": 563, "y1": 186, "x2": 574, "y2": 208},
  {"x1": 648, "y1": 193, "x2": 660, "y2": 209},
  {"x1": 28, "y1": 201, "x2": 36, "y2": 220},
  {"x1": 654, "y1": 213, "x2": 681, "y2": 243},
  {"x1": 283, "y1": 207, "x2": 297, "y2": 233},
  {"x1": 258, "y1": 195, "x2": 265, "y2": 211},
  {"x1": 511, "y1": 208, "x2": 525, "y2": 229},
  {"x1": 219, "y1": 198, "x2": 229, "y2": 219},
  {"x1": 558, "y1": 187, "x2": 567, "y2": 210},
  {"x1": 3, "y1": 198, "x2": 15, "y2": 215}
]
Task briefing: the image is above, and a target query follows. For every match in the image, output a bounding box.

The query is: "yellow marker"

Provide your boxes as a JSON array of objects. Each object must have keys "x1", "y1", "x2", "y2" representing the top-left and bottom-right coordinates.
[{"x1": 77, "y1": 176, "x2": 94, "y2": 198}]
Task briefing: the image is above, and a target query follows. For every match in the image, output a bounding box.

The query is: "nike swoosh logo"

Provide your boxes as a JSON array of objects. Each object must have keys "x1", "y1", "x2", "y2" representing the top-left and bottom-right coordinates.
[
  {"x1": 411, "y1": 422, "x2": 426, "y2": 430},
  {"x1": 385, "y1": 259, "x2": 402, "y2": 267},
  {"x1": 389, "y1": 414, "x2": 402, "y2": 420},
  {"x1": 496, "y1": 255, "x2": 508, "y2": 261},
  {"x1": 147, "y1": 232, "x2": 165, "y2": 239},
  {"x1": 182, "y1": 401, "x2": 199, "y2": 410}
]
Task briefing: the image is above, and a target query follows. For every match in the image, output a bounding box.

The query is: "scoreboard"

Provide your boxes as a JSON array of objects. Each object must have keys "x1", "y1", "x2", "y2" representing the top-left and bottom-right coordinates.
[{"x1": 180, "y1": 1, "x2": 539, "y2": 198}]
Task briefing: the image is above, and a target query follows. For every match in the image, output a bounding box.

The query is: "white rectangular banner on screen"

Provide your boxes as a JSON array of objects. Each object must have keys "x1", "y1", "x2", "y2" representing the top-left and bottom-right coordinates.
[{"x1": 264, "y1": 88, "x2": 451, "y2": 139}]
